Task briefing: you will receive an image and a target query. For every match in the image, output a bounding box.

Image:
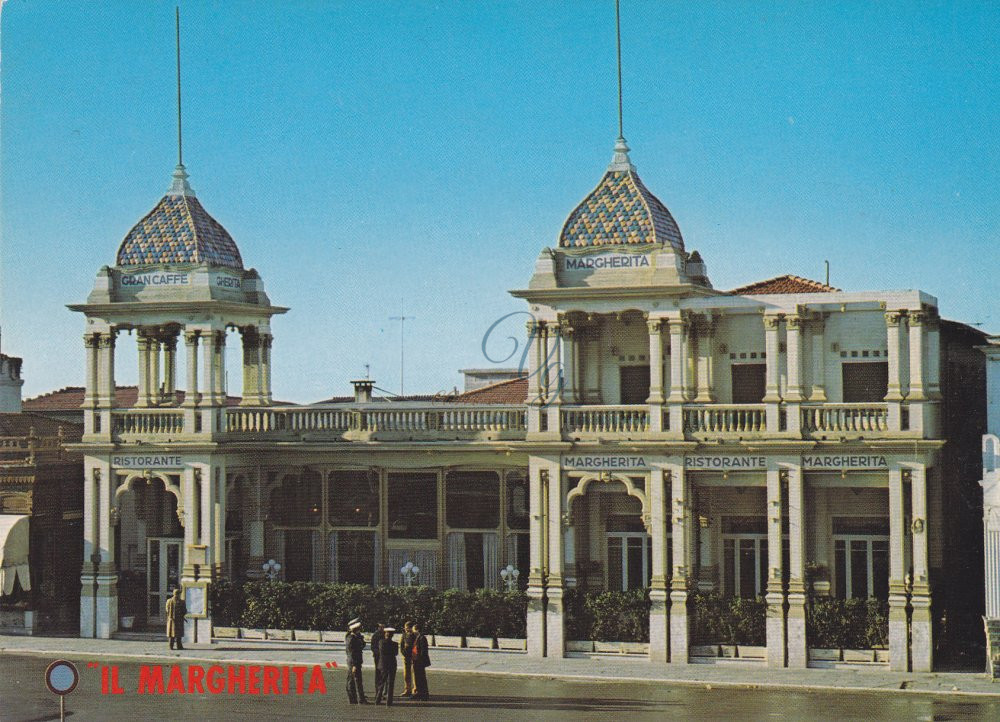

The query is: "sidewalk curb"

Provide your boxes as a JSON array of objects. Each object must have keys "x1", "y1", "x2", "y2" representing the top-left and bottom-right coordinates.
[{"x1": 3, "y1": 646, "x2": 998, "y2": 699}]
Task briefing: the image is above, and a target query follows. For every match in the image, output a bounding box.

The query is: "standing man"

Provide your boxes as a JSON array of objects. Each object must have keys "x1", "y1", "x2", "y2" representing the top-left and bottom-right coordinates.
[
  {"x1": 165, "y1": 588, "x2": 186, "y2": 650},
  {"x1": 371, "y1": 623, "x2": 385, "y2": 702},
  {"x1": 345, "y1": 618, "x2": 369, "y2": 704},
  {"x1": 375, "y1": 627, "x2": 399, "y2": 706},
  {"x1": 400, "y1": 620, "x2": 415, "y2": 697},
  {"x1": 411, "y1": 622, "x2": 431, "y2": 701}
]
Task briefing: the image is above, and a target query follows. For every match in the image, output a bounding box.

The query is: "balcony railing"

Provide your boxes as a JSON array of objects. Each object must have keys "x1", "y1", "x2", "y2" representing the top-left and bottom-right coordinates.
[
  {"x1": 800, "y1": 403, "x2": 889, "y2": 436},
  {"x1": 111, "y1": 409, "x2": 185, "y2": 439},
  {"x1": 97, "y1": 399, "x2": 922, "y2": 444},
  {"x1": 683, "y1": 404, "x2": 767, "y2": 436},
  {"x1": 562, "y1": 406, "x2": 649, "y2": 435}
]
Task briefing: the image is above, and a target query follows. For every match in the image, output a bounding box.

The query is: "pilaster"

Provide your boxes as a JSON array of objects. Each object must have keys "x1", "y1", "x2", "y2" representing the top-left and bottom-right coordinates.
[
  {"x1": 888, "y1": 463, "x2": 910, "y2": 671},
  {"x1": 765, "y1": 462, "x2": 786, "y2": 667},
  {"x1": 785, "y1": 463, "x2": 807, "y2": 668},
  {"x1": 669, "y1": 462, "x2": 690, "y2": 664},
  {"x1": 648, "y1": 466, "x2": 669, "y2": 662}
]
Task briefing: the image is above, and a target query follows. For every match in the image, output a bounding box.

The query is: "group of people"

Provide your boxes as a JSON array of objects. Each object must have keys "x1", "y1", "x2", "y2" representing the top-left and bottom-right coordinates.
[{"x1": 345, "y1": 619, "x2": 431, "y2": 705}]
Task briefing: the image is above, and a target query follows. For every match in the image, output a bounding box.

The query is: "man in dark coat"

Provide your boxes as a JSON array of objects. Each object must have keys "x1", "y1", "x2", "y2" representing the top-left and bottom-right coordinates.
[
  {"x1": 371, "y1": 624, "x2": 384, "y2": 702},
  {"x1": 345, "y1": 619, "x2": 369, "y2": 704},
  {"x1": 375, "y1": 627, "x2": 399, "y2": 706},
  {"x1": 400, "y1": 621, "x2": 416, "y2": 697},
  {"x1": 411, "y1": 622, "x2": 431, "y2": 701},
  {"x1": 165, "y1": 588, "x2": 186, "y2": 650}
]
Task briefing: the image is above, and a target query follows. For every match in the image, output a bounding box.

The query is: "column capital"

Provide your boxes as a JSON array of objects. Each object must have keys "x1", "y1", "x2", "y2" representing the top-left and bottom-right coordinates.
[
  {"x1": 884, "y1": 310, "x2": 905, "y2": 327},
  {"x1": 647, "y1": 317, "x2": 663, "y2": 334},
  {"x1": 98, "y1": 333, "x2": 116, "y2": 349},
  {"x1": 908, "y1": 310, "x2": 927, "y2": 326},
  {"x1": 786, "y1": 314, "x2": 803, "y2": 331},
  {"x1": 763, "y1": 314, "x2": 782, "y2": 331},
  {"x1": 184, "y1": 330, "x2": 200, "y2": 346}
]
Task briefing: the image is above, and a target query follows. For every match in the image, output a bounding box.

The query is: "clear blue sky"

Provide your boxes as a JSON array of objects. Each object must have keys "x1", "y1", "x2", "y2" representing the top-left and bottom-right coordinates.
[{"x1": 2, "y1": 1, "x2": 998, "y2": 403}]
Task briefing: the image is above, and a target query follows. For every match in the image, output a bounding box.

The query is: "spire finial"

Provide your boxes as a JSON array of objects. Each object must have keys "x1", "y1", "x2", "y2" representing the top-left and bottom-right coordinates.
[
  {"x1": 607, "y1": 0, "x2": 634, "y2": 172},
  {"x1": 167, "y1": 7, "x2": 195, "y2": 196}
]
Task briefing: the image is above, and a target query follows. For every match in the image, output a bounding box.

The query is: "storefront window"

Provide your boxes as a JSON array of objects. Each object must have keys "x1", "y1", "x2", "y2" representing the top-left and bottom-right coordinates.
[
  {"x1": 333, "y1": 530, "x2": 377, "y2": 585},
  {"x1": 270, "y1": 471, "x2": 322, "y2": 526},
  {"x1": 833, "y1": 517, "x2": 890, "y2": 599},
  {"x1": 506, "y1": 472, "x2": 529, "y2": 530},
  {"x1": 328, "y1": 470, "x2": 379, "y2": 527},
  {"x1": 388, "y1": 472, "x2": 437, "y2": 539},
  {"x1": 446, "y1": 471, "x2": 499, "y2": 529}
]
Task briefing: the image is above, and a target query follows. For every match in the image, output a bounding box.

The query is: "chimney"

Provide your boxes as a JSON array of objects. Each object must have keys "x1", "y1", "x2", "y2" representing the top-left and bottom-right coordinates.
[{"x1": 351, "y1": 379, "x2": 375, "y2": 404}]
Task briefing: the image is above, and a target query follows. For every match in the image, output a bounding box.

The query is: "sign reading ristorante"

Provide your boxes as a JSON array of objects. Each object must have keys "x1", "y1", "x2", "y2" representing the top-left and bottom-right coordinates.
[
  {"x1": 112, "y1": 454, "x2": 185, "y2": 470},
  {"x1": 561, "y1": 454, "x2": 891, "y2": 472}
]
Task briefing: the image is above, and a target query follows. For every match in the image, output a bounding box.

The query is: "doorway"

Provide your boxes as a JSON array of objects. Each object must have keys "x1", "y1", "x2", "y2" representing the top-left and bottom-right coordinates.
[
  {"x1": 619, "y1": 366, "x2": 650, "y2": 404},
  {"x1": 146, "y1": 538, "x2": 183, "y2": 624}
]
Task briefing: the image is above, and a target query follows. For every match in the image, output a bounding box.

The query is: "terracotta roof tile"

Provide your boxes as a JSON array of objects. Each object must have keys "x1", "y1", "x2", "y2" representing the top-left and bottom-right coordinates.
[
  {"x1": 0, "y1": 412, "x2": 82, "y2": 438},
  {"x1": 451, "y1": 376, "x2": 528, "y2": 404},
  {"x1": 23, "y1": 386, "x2": 265, "y2": 410},
  {"x1": 730, "y1": 274, "x2": 840, "y2": 295}
]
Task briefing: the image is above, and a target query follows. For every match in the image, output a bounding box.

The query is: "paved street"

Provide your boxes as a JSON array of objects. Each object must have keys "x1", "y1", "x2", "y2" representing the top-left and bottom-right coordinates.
[{"x1": 3, "y1": 652, "x2": 1000, "y2": 721}]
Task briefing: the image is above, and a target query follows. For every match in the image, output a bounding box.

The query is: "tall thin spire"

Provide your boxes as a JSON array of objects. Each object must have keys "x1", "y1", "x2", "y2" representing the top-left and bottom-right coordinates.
[
  {"x1": 168, "y1": 6, "x2": 195, "y2": 196},
  {"x1": 608, "y1": 0, "x2": 635, "y2": 172},
  {"x1": 616, "y1": 0, "x2": 623, "y2": 139}
]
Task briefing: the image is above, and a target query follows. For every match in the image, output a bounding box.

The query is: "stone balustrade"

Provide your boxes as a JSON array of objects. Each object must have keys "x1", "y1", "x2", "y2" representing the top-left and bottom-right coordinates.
[
  {"x1": 561, "y1": 405, "x2": 650, "y2": 435},
  {"x1": 800, "y1": 403, "x2": 890, "y2": 436},
  {"x1": 111, "y1": 409, "x2": 185, "y2": 439},
  {"x1": 683, "y1": 404, "x2": 767, "y2": 437}
]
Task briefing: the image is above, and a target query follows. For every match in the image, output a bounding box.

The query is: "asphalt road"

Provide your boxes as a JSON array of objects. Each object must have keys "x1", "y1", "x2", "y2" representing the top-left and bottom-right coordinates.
[{"x1": 2, "y1": 653, "x2": 999, "y2": 721}]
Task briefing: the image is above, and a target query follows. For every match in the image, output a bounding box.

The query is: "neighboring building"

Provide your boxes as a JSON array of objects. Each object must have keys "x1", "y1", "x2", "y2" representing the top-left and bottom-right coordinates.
[
  {"x1": 460, "y1": 368, "x2": 527, "y2": 392},
  {"x1": 980, "y1": 338, "x2": 1000, "y2": 676},
  {"x1": 0, "y1": 335, "x2": 24, "y2": 412},
  {"x1": 65, "y1": 132, "x2": 989, "y2": 675},
  {"x1": 0, "y1": 413, "x2": 83, "y2": 634}
]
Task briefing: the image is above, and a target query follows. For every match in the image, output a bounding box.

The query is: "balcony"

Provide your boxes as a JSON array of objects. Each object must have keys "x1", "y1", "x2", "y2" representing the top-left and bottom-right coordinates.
[{"x1": 100, "y1": 398, "x2": 930, "y2": 446}]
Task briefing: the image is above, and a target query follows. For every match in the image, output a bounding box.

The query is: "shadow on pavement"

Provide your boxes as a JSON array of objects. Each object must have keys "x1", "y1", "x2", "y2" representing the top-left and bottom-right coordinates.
[{"x1": 399, "y1": 694, "x2": 677, "y2": 712}]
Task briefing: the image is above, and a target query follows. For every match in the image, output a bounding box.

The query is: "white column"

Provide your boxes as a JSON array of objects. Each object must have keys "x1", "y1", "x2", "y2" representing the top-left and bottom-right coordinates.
[
  {"x1": 909, "y1": 464, "x2": 932, "y2": 672},
  {"x1": 785, "y1": 315, "x2": 804, "y2": 402},
  {"x1": 908, "y1": 311, "x2": 926, "y2": 401},
  {"x1": 79, "y1": 462, "x2": 100, "y2": 637},
  {"x1": 184, "y1": 331, "x2": 200, "y2": 405},
  {"x1": 162, "y1": 334, "x2": 177, "y2": 402},
  {"x1": 763, "y1": 316, "x2": 782, "y2": 402},
  {"x1": 648, "y1": 465, "x2": 669, "y2": 662},
  {"x1": 669, "y1": 462, "x2": 690, "y2": 664},
  {"x1": 97, "y1": 461, "x2": 117, "y2": 638},
  {"x1": 810, "y1": 316, "x2": 827, "y2": 401},
  {"x1": 925, "y1": 313, "x2": 941, "y2": 399},
  {"x1": 544, "y1": 324, "x2": 562, "y2": 435},
  {"x1": 888, "y1": 463, "x2": 909, "y2": 671},
  {"x1": 150, "y1": 336, "x2": 161, "y2": 404},
  {"x1": 526, "y1": 458, "x2": 546, "y2": 657},
  {"x1": 241, "y1": 328, "x2": 262, "y2": 406},
  {"x1": 885, "y1": 311, "x2": 906, "y2": 401},
  {"x1": 135, "y1": 329, "x2": 152, "y2": 408},
  {"x1": 765, "y1": 463, "x2": 786, "y2": 667},
  {"x1": 525, "y1": 321, "x2": 543, "y2": 434},
  {"x1": 647, "y1": 318, "x2": 665, "y2": 404},
  {"x1": 214, "y1": 331, "x2": 227, "y2": 399},
  {"x1": 561, "y1": 321, "x2": 577, "y2": 404},
  {"x1": 786, "y1": 464, "x2": 807, "y2": 667},
  {"x1": 260, "y1": 333, "x2": 274, "y2": 404},
  {"x1": 545, "y1": 462, "x2": 565, "y2": 658},
  {"x1": 695, "y1": 316, "x2": 716, "y2": 402},
  {"x1": 667, "y1": 316, "x2": 687, "y2": 436},
  {"x1": 83, "y1": 334, "x2": 99, "y2": 405}
]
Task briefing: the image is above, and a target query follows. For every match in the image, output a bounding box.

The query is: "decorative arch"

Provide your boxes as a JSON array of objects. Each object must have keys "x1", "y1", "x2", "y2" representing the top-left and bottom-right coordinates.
[
  {"x1": 565, "y1": 470, "x2": 650, "y2": 532},
  {"x1": 114, "y1": 470, "x2": 184, "y2": 525}
]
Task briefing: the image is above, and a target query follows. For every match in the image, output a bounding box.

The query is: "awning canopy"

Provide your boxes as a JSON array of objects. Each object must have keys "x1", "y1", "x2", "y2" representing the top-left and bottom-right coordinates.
[{"x1": 0, "y1": 514, "x2": 30, "y2": 595}]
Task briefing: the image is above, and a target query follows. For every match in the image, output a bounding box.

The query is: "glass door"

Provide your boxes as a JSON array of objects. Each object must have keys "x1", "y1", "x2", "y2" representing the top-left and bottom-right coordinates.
[{"x1": 146, "y1": 538, "x2": 183, "y2": 624}]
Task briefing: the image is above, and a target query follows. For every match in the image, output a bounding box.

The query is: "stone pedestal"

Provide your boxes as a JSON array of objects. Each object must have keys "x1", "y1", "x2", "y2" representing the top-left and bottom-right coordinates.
[
  {"x1": 888, "y1": 591, "x2": 910, "y2": 672},
  {"x1": 79, "y1": 568, "x2": 118, "y2": 639},
  {"x1": 668, "y1": 589, "x2": 689, "y2": 664},
  {"x1": 910, "y1": 592, "x2": 933, "y2": 672},
  {"x1": 545, "y1": 582, "x2": 565, "y2": 658},
  {"x1": 648, "y1": 586, "x2": 669, "y2": 663},
  {"x1": 786, "y1": 591, "x2": 808, "y2": 668},
  {"x1": 765, "y1": 590, "x2": 786, "y2": 668},
  {"x1": 526, "y1": 584, "x2": 546, "y2": 658}
]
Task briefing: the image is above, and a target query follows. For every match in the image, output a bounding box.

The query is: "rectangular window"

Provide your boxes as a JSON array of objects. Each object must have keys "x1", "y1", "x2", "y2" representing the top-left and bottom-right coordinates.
[
  {"x1": 619, "y1": 365, "x2": 651, "y2": 404},
  {"x1": 833, "y1": 530, "x2": 890, "y2": 600},
  {"x1": 506, "y1": 472, "x2": 529, "y2": 530},
  {"x1": 446, "y1": 471, "x2": 500, "y2": 529},
  {"x1": 723, "y1": 534, "x2": 769, "y2": 598},
  {"x1": 328, "y1": 470, "x2": 379, "y2": 527},
  {"x1": 284, "y1": 529, "x2": 314, "y2": 582},
  {"x1": 607, "y1": 532, "x2": 651, "y2": 590},
  {"x1": 731, "y1": 364, "x2": 766, "y2": 404},
  {"x1": 336, "y1": 530, "x2": 376, "y2": 585},
  {"x1": 841, "y1": 362, "x2": 889, "y2": 402},
  {"x1": 388, "y1": 472, "x2": 438, "y2": 539}
]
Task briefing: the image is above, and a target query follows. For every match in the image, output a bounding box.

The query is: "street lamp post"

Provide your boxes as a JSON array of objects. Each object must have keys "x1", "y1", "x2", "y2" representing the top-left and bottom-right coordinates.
[
  {"x1": 400, "y1": 561, "x2": 420, "y2": 587},
  {"x1": 500, "y1": 565, "x2": 520, "y2": 592},
  {"x1": 262, "y1": 559, "x2": 281, "y2": 581}
]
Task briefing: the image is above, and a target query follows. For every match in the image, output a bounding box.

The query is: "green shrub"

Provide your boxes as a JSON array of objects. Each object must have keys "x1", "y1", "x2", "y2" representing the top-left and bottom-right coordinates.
[
  {"x1": 563, "y1": 588, "x2": 650, "y2": 642},
  {"x1": 690, "y1": 592, "x2": 766, "y2": 645},
  {"x1": 807, "y1": 597, "x2": 888, "y2": 649},
  {"x1": 210, "y1": 581, "x2": 526, "y2": 637}
]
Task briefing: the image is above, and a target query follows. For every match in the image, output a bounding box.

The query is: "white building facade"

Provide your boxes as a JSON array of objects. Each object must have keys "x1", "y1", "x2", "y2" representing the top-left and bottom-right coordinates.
[{"x1": 70, "y1": 139, "x2": 986, "y2": 672}]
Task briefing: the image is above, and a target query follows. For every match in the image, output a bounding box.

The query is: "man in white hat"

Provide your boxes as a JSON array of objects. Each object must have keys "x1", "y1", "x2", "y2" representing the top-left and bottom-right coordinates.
[
  {"x1": 375, "y1": 627, "x2": 399, "y2": 706},
  {"x1": 345, "y1": 618, "x2": 369, "y2": 704}
]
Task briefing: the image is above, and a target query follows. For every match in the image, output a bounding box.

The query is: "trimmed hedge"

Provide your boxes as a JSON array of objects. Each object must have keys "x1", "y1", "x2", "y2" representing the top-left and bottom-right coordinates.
[
  {"x1": 564, "y1": 588, "x2": 650, "y2": 642},
  {"x1": 690, "y1": 592, "x2": 766, "y2": 646},
  {"x1": 806, "y1": 597, "x2": 889, "y2": 649},
  {"x1": 210, "y1": 580, "x2": 526, "y2": 638}
]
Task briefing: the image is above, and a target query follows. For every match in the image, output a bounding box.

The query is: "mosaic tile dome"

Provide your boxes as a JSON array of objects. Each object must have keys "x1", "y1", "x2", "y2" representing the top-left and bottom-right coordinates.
[
  {"x1": 559, "y1": 138, "x2": 684, "y2": 251},
  {"x1": 115, "y1": 166, "x2": 244, "y2": 270}
]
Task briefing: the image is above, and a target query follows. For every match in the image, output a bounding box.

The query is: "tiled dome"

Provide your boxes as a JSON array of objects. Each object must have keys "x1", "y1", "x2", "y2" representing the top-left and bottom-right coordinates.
[
  {"x1": 559, "y1": 138, "x2": 683, "y2": 251},
  {"x1": 115, "y1": 165, "x2": 244, "y2": 270}
]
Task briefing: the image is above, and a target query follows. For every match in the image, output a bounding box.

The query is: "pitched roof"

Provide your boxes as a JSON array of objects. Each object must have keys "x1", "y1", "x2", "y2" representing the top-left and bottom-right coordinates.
[
  {"x1": 451, "y1": 376, "x2": 528, "y2": 404},
  {"x1": 0, "y1": 412, "x2": 82, "y2": 438},
  {"x1": 116, "y1": 188, "x2": 243, "y2": 269},
  {"x1": 730, "y1": 275, "x2": 840, "y2": 295},
  {"x1": 24, "y1": 386, "x2": 252, "y2": 410}
]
